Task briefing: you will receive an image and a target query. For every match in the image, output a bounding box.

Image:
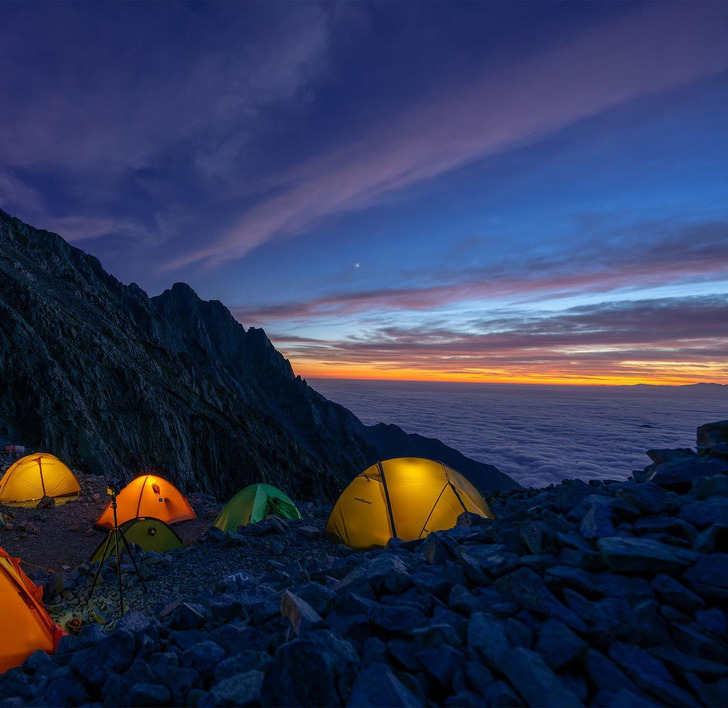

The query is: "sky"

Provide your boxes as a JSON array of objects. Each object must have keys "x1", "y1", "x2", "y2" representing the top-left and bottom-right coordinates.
[{"x1": 1, "y1": 1, "x2": 726, "y2": 385}]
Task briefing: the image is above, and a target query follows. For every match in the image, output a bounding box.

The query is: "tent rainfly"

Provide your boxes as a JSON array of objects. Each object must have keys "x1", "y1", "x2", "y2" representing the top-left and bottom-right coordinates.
[
  {"x1": 95, "y1": 474, "x2": 196, "y2": 529},
  {"x1": 0, "y1": 453, "x2": 80, "y2": 507},
  {"x1": 91, "y1": 517, "x2": 183, "y2": 563},
  {"x1": 0, "y1": 546, "x2": 63, "y2": 674},
  {"x1": 325, "y1": 457, "x2": 493, "y2": 549},
  {"x1": 214, "y1": 483, "x2": 301, "y2": 532}
]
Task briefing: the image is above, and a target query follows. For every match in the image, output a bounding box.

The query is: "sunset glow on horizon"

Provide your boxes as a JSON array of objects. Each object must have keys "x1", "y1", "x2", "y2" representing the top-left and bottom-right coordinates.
[
  {"x1": 1, "y1": 2, "x2": 726, "y2": 382},
  {"x1": 285, "y1": 351, "x2": 728, "y2": 387}
]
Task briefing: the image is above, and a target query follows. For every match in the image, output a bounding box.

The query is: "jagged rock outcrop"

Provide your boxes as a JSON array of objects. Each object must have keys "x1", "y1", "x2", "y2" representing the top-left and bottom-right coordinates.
[{"x1": 0, "y1": 209, "x2": 516, "y2": 501}]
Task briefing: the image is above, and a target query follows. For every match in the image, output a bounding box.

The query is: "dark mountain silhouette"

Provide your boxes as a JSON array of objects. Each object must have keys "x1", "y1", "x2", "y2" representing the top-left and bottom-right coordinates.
[{"x1": 0, "y1": 209, "x2": 517, "y2": 501}]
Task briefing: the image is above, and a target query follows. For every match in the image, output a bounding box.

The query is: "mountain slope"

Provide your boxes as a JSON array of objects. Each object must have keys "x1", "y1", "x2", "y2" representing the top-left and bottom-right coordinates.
[{"x1": 0, "y1": 209, "x2": 518, "y2": 500}]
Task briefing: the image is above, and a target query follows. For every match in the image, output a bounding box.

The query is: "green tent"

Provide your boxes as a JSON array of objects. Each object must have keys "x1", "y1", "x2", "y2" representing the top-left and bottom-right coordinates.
[
  {"x1": 90, "y1": 517, "x2": 183, "y2": 563},
  {"x1": 215, "y1": 483, "x2": 301, "y2": 532}
]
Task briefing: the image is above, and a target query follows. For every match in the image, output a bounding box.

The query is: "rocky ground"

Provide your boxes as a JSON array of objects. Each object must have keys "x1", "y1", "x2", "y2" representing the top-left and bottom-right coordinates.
[{"x1": 0, "y1": 421, "x2": 727, "y2": 707}]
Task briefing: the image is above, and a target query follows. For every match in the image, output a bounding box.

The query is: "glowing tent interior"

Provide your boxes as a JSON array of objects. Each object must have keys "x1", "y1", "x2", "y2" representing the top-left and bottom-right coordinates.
[
  {"x1": 325, "y1": 457, "x2": 493, "y2": 549},
  {"x1": 0, "y1": 453, "x2": 80, "y2": 507},
  {"x1": 95, "y1": 474, "x2": 196, "y2": 528}
]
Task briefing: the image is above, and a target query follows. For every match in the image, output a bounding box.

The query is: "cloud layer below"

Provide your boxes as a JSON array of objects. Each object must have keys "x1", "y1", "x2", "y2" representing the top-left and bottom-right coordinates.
[{"x1": 311, "y1": 378, "x2": 728, "y2": 487}]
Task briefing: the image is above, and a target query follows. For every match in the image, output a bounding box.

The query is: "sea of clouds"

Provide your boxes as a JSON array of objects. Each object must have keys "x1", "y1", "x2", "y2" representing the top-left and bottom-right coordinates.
[{"x1": 310, "y1": 379, "x2": 727, "y2": 488}]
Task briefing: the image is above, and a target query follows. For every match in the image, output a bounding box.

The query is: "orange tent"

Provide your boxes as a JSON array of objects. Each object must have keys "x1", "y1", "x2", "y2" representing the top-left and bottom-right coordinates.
[
  {"x1": 0, "y1": 453, "x2": 80, "y2": 506},
  {"x1": 95, "y1": 474, "x2": 196, "y2": 528},
  {"x1": 0, "y1": 547, "x2": 63, "y2": 674}
]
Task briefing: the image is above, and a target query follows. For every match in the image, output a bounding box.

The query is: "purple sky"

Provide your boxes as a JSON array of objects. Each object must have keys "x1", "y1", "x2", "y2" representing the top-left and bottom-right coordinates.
[{"x1": 1, "y1": 1, "x2": 726, "y2": 383}]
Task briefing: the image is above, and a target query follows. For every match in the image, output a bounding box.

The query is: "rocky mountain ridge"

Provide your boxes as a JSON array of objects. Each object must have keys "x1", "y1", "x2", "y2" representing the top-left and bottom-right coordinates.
[{"x1": 0, "y1": 209, "x2": 516, "y2": 501}]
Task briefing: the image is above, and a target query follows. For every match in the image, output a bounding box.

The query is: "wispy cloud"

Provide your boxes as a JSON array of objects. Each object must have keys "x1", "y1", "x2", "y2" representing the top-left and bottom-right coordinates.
[
  {"x1": 270, "y1": 295, "x2": 728, "y2": 383},
  {"x1": 168, "y1": 2, "x2": 728, "y2": 269},
  {"x1": 233, "y1": 219, "x2": 728, "y2": 323},
  {"x1": 0, "y1": 171, "x2": 44, "y2": 214}
]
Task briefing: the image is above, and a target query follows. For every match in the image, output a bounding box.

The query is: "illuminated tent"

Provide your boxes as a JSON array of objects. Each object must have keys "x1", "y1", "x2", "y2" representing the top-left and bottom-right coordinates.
[
  {"x1": 325, "y1": 457, "x2": 493, "y2": 549},
  {"x1": 95, "y1": 474, "x2": 196, "y2": 528},
  {"x1": 214, "y1": 483, "x2": 301, "y2": 532},
  {"x1": 0, "y1": 546, "x2": 63, "y2": 674},
  {"x1": 91, "y1": 517, "x2": 183, "y2": 563},
  {"x1": 0, "y1": 453, "x2": 80, "y2": 507}
]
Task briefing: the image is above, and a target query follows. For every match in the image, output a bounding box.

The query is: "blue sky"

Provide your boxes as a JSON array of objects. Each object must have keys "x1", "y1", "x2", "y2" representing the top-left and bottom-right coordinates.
[{"x1": 1, "y1": 1, "x2": 726, "y2": 383}]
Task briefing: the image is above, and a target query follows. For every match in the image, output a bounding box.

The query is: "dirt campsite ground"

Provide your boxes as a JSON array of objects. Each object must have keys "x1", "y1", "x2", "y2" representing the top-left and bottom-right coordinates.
[
  {"x1": 0, "y1": 470, "x2": 218, "y2": 573},
  {"x1": 0, "y1": 461, "x2": 353, "y2": 630}
]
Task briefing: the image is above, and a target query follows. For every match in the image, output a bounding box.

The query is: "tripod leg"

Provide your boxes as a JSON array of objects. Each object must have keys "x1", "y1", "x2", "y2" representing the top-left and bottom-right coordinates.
[
  {"x1": 89, "y1": 530, "x2": 114, "y2": 600},
  {"x1": 113, "y1": 528, "x2": 124, "y2": 616},
  {"x1": 118, "y1": 527, "x2": 148, "y2": 593}
]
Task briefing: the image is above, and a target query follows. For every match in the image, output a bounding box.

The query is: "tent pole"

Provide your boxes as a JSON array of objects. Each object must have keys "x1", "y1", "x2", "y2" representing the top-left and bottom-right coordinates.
[
  {"x1": 441, "y1": 463, "x2": 468, "y2": 513},
  {"x1": 418, "y1": 483, "x2": 448, "y2": 539},
  {"x1": 377, "y1": 461, "x2": 397, "y2": 539},
  {"x1": 37, "y1": 456, "x2": 46, "y2": 497}
]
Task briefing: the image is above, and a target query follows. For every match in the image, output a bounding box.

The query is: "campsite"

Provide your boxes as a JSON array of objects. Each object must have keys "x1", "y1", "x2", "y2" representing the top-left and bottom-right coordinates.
[{"x1": 1, "y1": 426, "x2": 728, "y2": 707}]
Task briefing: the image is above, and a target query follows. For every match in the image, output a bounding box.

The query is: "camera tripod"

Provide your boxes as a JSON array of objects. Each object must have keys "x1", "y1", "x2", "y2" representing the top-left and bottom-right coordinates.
[{"x1": 89, "y1": 491, "x2": 147, "y2": 616}]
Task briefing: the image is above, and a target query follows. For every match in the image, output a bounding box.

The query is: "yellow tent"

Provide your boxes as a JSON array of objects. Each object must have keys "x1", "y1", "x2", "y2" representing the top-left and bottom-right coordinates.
[
  {"x1": 0, "y1": 453, "x2": 80, "y2": 507},
  {"x1": 325, "y1": 457, "x2": 493, "y2": 549}
]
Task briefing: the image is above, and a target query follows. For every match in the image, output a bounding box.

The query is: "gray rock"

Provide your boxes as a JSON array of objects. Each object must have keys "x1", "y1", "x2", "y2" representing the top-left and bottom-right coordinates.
[
  {"x1": 697, "y1": 420, "x2": 728, "y2": 456},
  {"x1": 448, "y1": 584, "x2": 483, "y2": 616},
  {"x1": 369, "y1": 601, "x2": 428, "y2": 635},
  {"x1": 412, "y1": 623, "x2": 460, "y2": 649},
  {"x1": 691, "y1": 474, "x2": 728, "y2": 498},
  {"x1": 695, "y1": 607, "x2": 727, "y2": 636},
  {"x1": 260, "y1": 630, "x2": 359, "y2": 707},
  {"x1": 483, "y1": 679, "x2": 525, "y2": 707},
  {"x1": 597, "y1": 536, "x2": 697, "y2": 575},
  {"x1": 693, "y1": 522, "x2": 728, "y2": 553},
  {"x1": 209, "y1": 670, "x2": 264, "y2": 707},
  {"x1": 494, "y1": 568, "x2": 586, "y2": 631},
  {"x1": 649, "y1": 646, "x2": 728, "y2": 679},
  {"x1": 535, "y1": 618, "x2": 588, "y2": 670},
  {"x1": 578, "y1": 496, "x2": 616, "y2": 539},
  {"x1": 651, "y1": 573, "x2": 705, "y2": 612},
  {"x1": 546, "y1": 564, "x2": 653, "y2": 600},
  {"x1": 467, "y1": 612, "x2": 510, "y2": 667},
  {"x1": 281, "y1": 590, "x2": 324, "y2": 635},
  {"x1": 680, "y1": 496, "x2": 728, "y2": 527},
  {"x1": 294, "y1": 581, "x2": 336, "y2": 615},
  {"x1": 167, "y1": 601, "x2": 209, "y2": 630},
  {"x1": 505, "y1": 617, "x2": 532, "y2": 649},
  {"x1": 416, "y1": 645, "x2": 464, "y2": 687},
  {"x1": 297, "y1": 525, "x2": 322, "y2": 539},
  {"x1": 608, "y1": 641, "x2": 698, "y2": 705},
  {"x1": 360, "y1": 637, "x2": 388, "y2": 666},
  {"x1": 584, "y1": 648, "x2": 642, "y2": 697},
  {"x1": 669, "y1": 622, "x2": 728, "y2": 663},
  {"x1": 682, "y1": 553, "x2": 728, "y2": 599},
  {"x1": 387, "y1": 639, "x2": 420, "y2": 671},
  {"x1": 618, "y1": 483, "x2": 684, "y2": 515},
  {"x1": 496, "y1": 647, "x2": 583, "y2": 707},
  {"x1": 158, "y1": 667, "x2": 202, "y2": 705},
  {"x1": 367, "y1": 554, "x2": 412, "y2": 594},
  {"x1": 181, "y1": 640, "x2": 226, "y2": 677},
  {"x1": 68, "y1": 629, "x2": 135, "y2": 687},
  {"x1": 347, "y1": 662, "x2": 421, "y2": 707},
  {"x1": 44, "y1": 674, "x2": 91, "y2": 707},
  {"x1": 463, "y1": 660, "x2": 494, "y2": 697},
  {"x1": 214, "y1": 651, "x2": 270, "y2": 681},
  {"x1": 128, "y1": 683, "x2": 171, "y2": 707}
]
